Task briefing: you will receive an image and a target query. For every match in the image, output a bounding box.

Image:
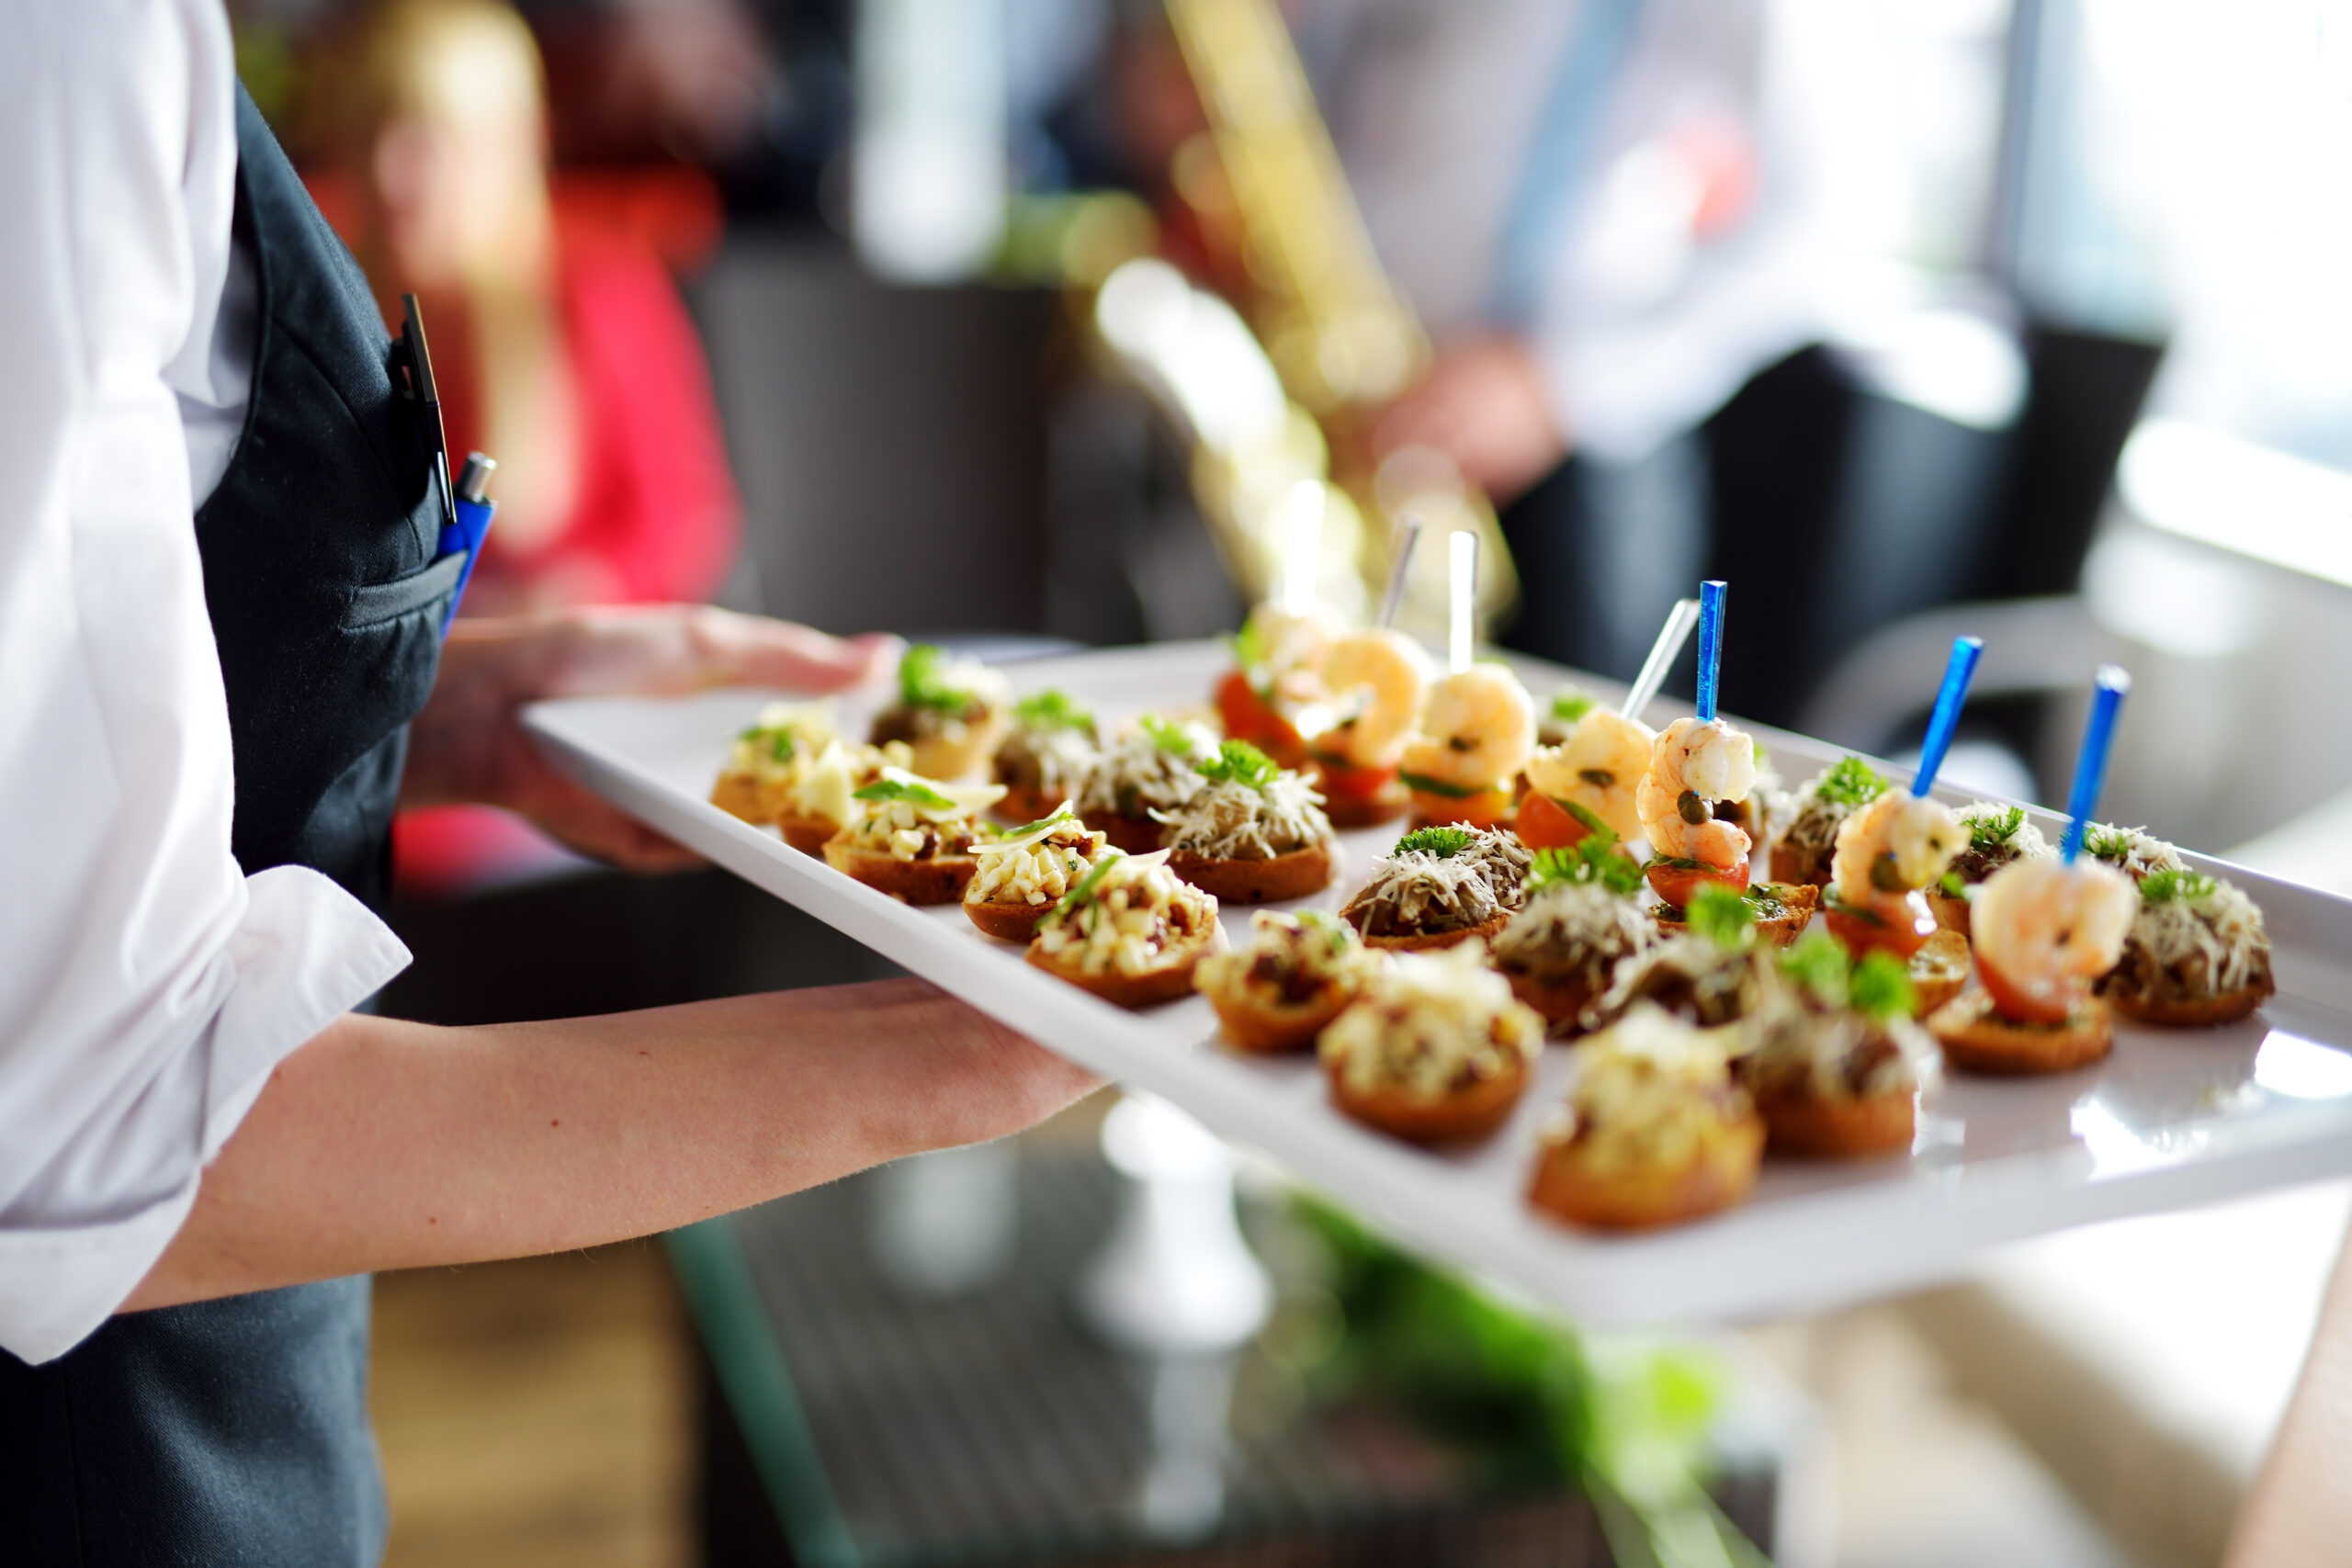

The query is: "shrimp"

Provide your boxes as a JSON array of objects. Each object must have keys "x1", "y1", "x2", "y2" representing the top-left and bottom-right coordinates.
[
  {"x1": 1635, "y1": 716, "x2": 1756, "y2": 869},
  {"x1": 1524, "y1": 710, "x2": 1654, "y2": 841},
  {"x1": 1245, "y1": 603, "x2": 1340, "y2": 679},
  {"x1": 1831, "y1": 792, "x2": 1965, "y2": 902},
  {"x1": 1971, "y1": 857, "x2": 2135, "y2": 1019},
  {"x1": 1400, "y1": 664, "x2": 1537, "y2": 793},
  {"x1": 1316, "y1": 628, "x2": 1430, "y2": 768}
]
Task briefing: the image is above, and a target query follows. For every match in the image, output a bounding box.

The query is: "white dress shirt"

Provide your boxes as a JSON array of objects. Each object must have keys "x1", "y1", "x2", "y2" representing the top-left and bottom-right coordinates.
[
  {"x1": 1306, "y1": 0, "x2": 1825, "y2": 462},
  {"x1": 0, "y1": 0, "x2": 412, "y2": 1365}
]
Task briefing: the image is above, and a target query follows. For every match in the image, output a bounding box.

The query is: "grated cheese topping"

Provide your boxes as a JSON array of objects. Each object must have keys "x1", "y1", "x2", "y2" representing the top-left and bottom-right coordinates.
[
  {"x1": 2085, "y1": 824, "x2": 2185, "y2": 883},
  {"x1": 1078, "y1": 721, "x2": 1216, "y2": 819},
  {"x1": 1739, "y1": 975, "x2": 1938, "y2": 1103},
  {"x1": 1034, "y1": 851, "x2": 1218, "y2": 976},
  {"x1": 1492, "y1": 881, "x2": 1663, "y2": 987},
  {"x1": 1582, "y1": 934, "x2": 1767, "y2": 1032},
  {"x1": 967, "y1": 814, "x2": 1105, "y2": 907},
  {"x1": 1340, "y1": 827, "x2": 1531, "y2": 940},
  {"x1": 1317, "y1": 942, "x2": 1544, "y2": 1102},
  {"x1": 996, "y1": 723, "x2": 1100, "y2": 802},
  {"x1": 2115, "y1": 876, "x2": 2271, "y2": 1000},
  {"x1": 1157, "y1": 774, "x2": 1332, "y2": 860},
  {"x1": 787, "y1": 739, "x2": 914, "y2": 833},
  {"x1": 1539, "y1": 1005, "x2": 1749, "y2": 1176}
]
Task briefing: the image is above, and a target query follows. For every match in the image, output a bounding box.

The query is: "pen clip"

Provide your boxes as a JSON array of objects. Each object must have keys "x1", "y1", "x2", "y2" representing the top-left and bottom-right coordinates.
[{"x1": 398, "y1": 292, "x2": 459, "y2": 538}]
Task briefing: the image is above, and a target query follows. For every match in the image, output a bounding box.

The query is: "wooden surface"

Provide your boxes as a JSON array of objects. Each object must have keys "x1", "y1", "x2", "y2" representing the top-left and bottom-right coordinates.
[{"x1": 371, "y1": 1245, "x2": 695, "y2": 1568}]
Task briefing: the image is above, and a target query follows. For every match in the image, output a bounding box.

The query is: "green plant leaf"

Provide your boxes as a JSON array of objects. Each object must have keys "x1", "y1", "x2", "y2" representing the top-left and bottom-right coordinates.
[
  {"x1": 1779, "y1": 931, "x2": 1850, "y2": 1006},
  {"x1": 1053, "y1": 852, "x2": 1123, "y2": 917},
  {"x1": 1685, "y1": 883, "x2": 1755, "y2": 949},
  {"x1": 1140, "y1": 714, "x2": 1201, "y2": 756},
  {"x1": 1396, "y1": 825, "x2": 1478, "y2": 858},
  {"x1": 852, "y1": 776, "x2": 956, "y2": 811},
  {"x1": 897, "y1": 643, "x2": 979, "y2": 714},
  {"x1": 1197, "y1": 739, "x2": 1280, "y2": 790},
  {"x1": 1398, "y1": 770, "x2": 1483, "y2": 799},
  {"x1": 1012, "y1": 688, "x2": 1092, "y2": 733},
  {"x1": 2085, "y1": 824, "x2": 2135, "y2": 864},
  {"x1": 1850, "y1": 949, "x2": 1919, "y2": 1021},
  {"x1": 1561, "y1": 797, "x2": 1618, "y2": 843},
  {"x1": 1966, "y1": 805, "x2": 2026, "y2": 852},
  {"x1": 2142, "y1": 865, "x2": 2218, "y2": 904},
  {"x1": 1815, "y1": 755, "x2": 1890, "y2": 809},
  {"x1": 1550, "y1": 690, "x2": 1596, "y2": 725},
  {"x1": 995, "y1": 807, "x2": 1079, "y2": 841},
  {"x1": 1529, "y1": 839, "x2": 1645, "y2": 897}
]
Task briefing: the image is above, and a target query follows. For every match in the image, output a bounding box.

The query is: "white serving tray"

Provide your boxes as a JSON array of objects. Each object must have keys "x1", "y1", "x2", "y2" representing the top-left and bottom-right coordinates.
[{"x1": 524, "y1": 640, "x2": 2352, "y2": 1328}]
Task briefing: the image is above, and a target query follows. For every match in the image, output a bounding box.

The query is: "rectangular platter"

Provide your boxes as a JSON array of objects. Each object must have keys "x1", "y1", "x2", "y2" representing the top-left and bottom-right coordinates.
[{"x1": 523, "y1": 640, "x2": 2352, "y2": 1328}]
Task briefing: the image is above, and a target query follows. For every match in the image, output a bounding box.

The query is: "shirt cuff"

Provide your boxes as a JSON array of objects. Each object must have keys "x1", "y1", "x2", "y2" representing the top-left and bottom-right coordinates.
[{"x1": 0, "y1": 866, "x2": 410, "y2": 1364}]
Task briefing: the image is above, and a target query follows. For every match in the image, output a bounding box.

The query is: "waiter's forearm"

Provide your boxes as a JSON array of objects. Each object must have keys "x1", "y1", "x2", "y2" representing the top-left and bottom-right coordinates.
[{"x1": 121, "y1": 978, "x2": 1094, "y2": 1311}]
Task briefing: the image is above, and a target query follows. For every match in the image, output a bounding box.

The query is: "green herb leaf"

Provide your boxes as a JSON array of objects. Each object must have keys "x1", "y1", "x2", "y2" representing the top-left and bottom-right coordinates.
[
  {"x1": 1012, "y1": 689, "x2": 1093, "y2": 733},
  {"x1": 853, "y1": 776, "x2": 957, "y2": 811},
  {"x1": 1780, "y1": 931, "x2": 1850, "y2": 1007},
  {"x1": 1561, "y1": 797, "x2": 1618, "y2": 844},
  {"x1": 1939, "y1": 870, "x2": 1966, "y2": 897},
  {"x1": 1549, "y1": 690, "x2": 1596, "y2": 725},
  {"x1": 1528, "y1": 839, "x2": 1645, "y2": 898},
  {"x1": 1821, "y1": 887, "x2": 1887, "y2": 927},
  {"x1": 1397, "y1": 770, "x2": 1482, "y2": 799},
  {"x1": 1850, "y1": 950, "x2": 1919, "y2": 1021},
  {"x1": 2142, "y1": 866, "x2": 2218, "y2": 904},
  {"x1": 897, "y1": 644, "x2": 979, "y2": 715},
  {"x1": 1815, "y1": 755, "x2": 1891, "y2": 809},
  {"x1": 2085, "y1": 825, "x2": 2134, "y2": 865},
  {"x1": 1053, "y1": 852, "x2": 1123, "y2": 918},
  {"x1": 1396, "y1": 825, "x2": 1477, "y2": 858},
  {"x1": 1645, "y1": 853, "x2": 1708, "y2": 872},
  {"x1": 1139, "y1": 715, "x2": 1201, "y2": 756},
  {"x1": 1197, "y1": 739, "x2": 1281, "y2": 790},
  {"x1": 1966, "y1": 805, "x2": 2026, "y2": 852},
  {"x1": 1227, "y1": 616, "x2": 1268, "y2": 671},
  {"x1": 1685, "y1": 883, "x2": 1756, "y2": 950},
  {"x1": 996, "y1": 807, "x2": 1079, "y2": 841}
]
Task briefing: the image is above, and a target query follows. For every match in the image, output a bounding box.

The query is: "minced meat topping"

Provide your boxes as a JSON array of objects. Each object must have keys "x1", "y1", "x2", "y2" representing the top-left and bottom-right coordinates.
[
  {"x1": 1340, "y1": 827, "x2": 1531, "y2": 940},
  {"x1": 1157, "y1": 775, "x2": 1331, "y2": 860},
  {"x1": 2102, "y1": 871, "x2": 2272, "y2": 1004},
  {"x1": 1196, "y1": 909, "x2": 1379, "y2": 1010},
  {"x1": 1945, "y1": 801, "x2": 2051, "y2": 886},
  {"x1": 1492, "y1": 881, "x2": 1662, "y2": 987},
  {"x1": 1737, "y1": 976, "x2": 1935, "y2": 1103},
  {"x1": 1582, "y1": 934, "x2": 1767, "y2": 1032},
  {"x1": 1078, "y1": 721, "x2": 1216, "y2": 819}
]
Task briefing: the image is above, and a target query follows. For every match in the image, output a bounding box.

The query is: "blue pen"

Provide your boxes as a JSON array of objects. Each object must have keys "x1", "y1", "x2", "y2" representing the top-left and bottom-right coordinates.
[{"x1": 438, "y1": 452, "x2": 497, "y2": 636}]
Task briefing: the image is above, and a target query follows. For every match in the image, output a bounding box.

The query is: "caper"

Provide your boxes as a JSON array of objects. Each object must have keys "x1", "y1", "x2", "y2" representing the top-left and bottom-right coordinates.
[
  {"x1": 1580, "y1": 768, "x2": 1614, "y2": 787},
  {"x1": 1869, "y1": 852, "x2": 1904, "y2": 892},
  {"x1": 1678, "y1": 789, "x2": 1712, "y2": 826}
]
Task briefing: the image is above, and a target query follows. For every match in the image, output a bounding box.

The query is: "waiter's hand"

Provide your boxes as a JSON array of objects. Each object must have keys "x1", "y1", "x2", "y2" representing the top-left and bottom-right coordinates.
[
  {"x1": 1372, "y1": 333, "x2": 1568, "y2": 504},
  {"x1": 401, "y1": 604, "x2": 896, "y2": 870}
]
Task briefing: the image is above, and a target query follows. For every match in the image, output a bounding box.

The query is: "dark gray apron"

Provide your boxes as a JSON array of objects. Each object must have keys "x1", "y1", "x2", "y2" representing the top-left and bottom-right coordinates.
[{"x1": 0, "y1": 86, "x2": 453, "y2": 1564}]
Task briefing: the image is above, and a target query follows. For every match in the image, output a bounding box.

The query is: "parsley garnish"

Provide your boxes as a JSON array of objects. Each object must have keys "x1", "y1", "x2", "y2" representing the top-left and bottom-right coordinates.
[
  {"x1": 897, "y1": 644, "x2": 979, "y2": 715},
  {"x1": 1227, "y1": 616, "x2": 1268, "y2": 671},
  {"x1": 1815, "y1": 756, "x2": 1890, "y2": 809},
  {"x1": 1939, "y1": 870, "x2": 1967, "y2": 897},
  {"x1": 1396, "y1": 825, "x2": 1478, "y2": 858},
  {"x1": 2142, "y1": 866, "x2": 2217, "y2": 904},
  {"x1": 2085, "y1": 825, "x2": 2134, "y2": 865},
  {"x1": 996, "y1": 807, "x2": 1079, "y2": 841},
  {"x1": 1780, "y1": 931, "x2": 1849, "y2": 1005},
  {"x1": 1686, "y1": 883, "x2": 1757, "y2": 949},
  {"x1": 1966, "y1": 806, "x2": 2026, "y2": 852},
  {"x1": 1139, "y1": 715, "x2": 1201, "y2": 757},
  {"x1": 1528, "y1": 840, "x2": 1645, "y2": 898},
  {"x1": 1012, "y1": 689, "x2": 1092, "y2": 733},
  {"x1": 1197, "y1": 739, "x2": 1281, "y2": 790},
  {"x1": 1550, "y1": 690, "x2": 1596, "y2": 725},
  {"x1": 853, "y1": 776, "x2": 957, "y2": 811},
  {"x1": 739, "y1": 724, "x2": 799, "y2": 763},
  {"x1": 1850, "y1": 951, "x2": 1919, "y2": 1021}
]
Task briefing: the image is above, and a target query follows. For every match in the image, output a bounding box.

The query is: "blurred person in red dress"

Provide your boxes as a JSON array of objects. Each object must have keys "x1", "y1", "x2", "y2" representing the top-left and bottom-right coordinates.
[{"x1": 311, "y1": 0, "x2": 743, "y2": 892}]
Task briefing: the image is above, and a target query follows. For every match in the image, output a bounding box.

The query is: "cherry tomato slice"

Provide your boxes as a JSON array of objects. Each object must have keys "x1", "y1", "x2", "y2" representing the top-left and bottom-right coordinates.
[
  {"x1": 1825, "y1": 891, "x2": 1939, "y2": 961},
  {"x1": 1214, "y1": 670, "x2": 1307, "y2": 767},
  {"x1": 1516, "y1": 790, "x2": 1595, "y2": 852},
  {"x1": 1976, "y1": 955, "x2": 2079, "y2": 1025},
  {"x1": 1408, "y1": 784, "x2": 1516, "y2": 829},
  {"x1": 1646, "y1": 858, "x2": 1751, "y2": 910}
]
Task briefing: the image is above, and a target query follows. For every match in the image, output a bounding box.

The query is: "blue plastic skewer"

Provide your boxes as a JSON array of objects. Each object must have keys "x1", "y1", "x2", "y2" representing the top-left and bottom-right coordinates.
[
  {"x1": 1911, "y1": 636, "x2": 1984, "y2": 797},
  {"x1": 2059, "y1": 665, "x2": 2132, "y2": 863},
  {"x1": 1694, "y1": 581, "x2": 1727, "y2": 723}
]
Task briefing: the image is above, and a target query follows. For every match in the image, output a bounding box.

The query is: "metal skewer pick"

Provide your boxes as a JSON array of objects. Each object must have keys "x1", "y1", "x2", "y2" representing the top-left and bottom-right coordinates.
[
  {"x1": 1911, "y1": 637, "x2": 1985, "y2": 796},
  {"x1": 2060, "y1": 666, "x2": 2132, "y2": 863},
  {"x1": 1447, "y1": 531, "x2": 1477, "y2": 674},
  {"x1": 1619, "y1": 597, "x2": 1702, "y2": 721},
  {"x1": 1378, "y1": 514, "x2": 1423, "y2": 629}
]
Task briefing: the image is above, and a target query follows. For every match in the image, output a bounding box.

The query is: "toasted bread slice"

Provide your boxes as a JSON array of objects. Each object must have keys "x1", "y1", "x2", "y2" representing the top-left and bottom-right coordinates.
[
  {"x1": 1082, "y1": 811, "x2": 1166, "y2": 856},
  {"x1": 1929, "y1": 990, "x2": 2112, "y2": 1074},
  {"x1": 1167, "y1": 842, "x2": 1334, "y2": 906},
  {"x1": 823, "y1": 840, "x2": 978, "y2": 906},
  {"x1": 963, "y1": 895, "x2": 1057, "y2": 944},
  {"x1": 711, "y1": 774, "x2": 769, "y2": 825},
  {"x1": 1204, "y1": 984, "x2": 1353, "y2": 1054},
  {"x1": 1025, "y1": 934, "x2": 1215, "y2": 1009},
  {"x1": 778, "y1": 814, "x2": 838, "y2": 856},
  {"x1": 1927, "y1": 888, "x2": 1973, "y2": 938},
  {"x1": 905, "y1": 732, "x2": 993, "y2": 784},
  {"x1": 993, "y1": 784, "x2": 1063, "y2": 827},
  {"x1": 1326, "y1": 1051, "x2": 1529, "y2": 1144},
  {"x1": 1527, "y1": 1116, "x2": 1765, "y2": 1231},
  {"x1": 1653, "y1": 883, "x2": 1819, "y2": 948},
  {"x1": 1505, "y1": 970, "x2": 1604, "y2": 1033},
  {"x1": 1770, "y1": 840, "x2": 1832, "y2": 890},
  {"x1": 2107, "y1": 974, "x2": 2274, "y2": 1028},
  {"x1": 1754, "y1": 1088, "x2": 1914, "y2": 1158},
  {"x1": 1360, "y1": 910, "x2": 1511, "y2": 953},
  {"x1": 1908, "y1": 929, "x2": 1972, "y2": 1016}
]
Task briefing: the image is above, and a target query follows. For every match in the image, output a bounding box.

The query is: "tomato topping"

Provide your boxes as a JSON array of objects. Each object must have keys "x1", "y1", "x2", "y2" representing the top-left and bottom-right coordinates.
[
  {"x1": 1645, "y1": 858, "x2": 1750, "y2": 910},
  {"x1": 1824, "y1": 892, "x2": 1938, "y2": 962},
  {"x1": 1214, "y1": 670, "x2": 1307, "y2": 767},
  {"x1": 1976, "y1": 956, "x2": 2078, "y2": 1025},
  {"x1": 1408, "y1": 783, "x2": 1516, "y2": 829},
  {"x1": 1516, "y1": 790, "x2": 1596, "y2": 852},
  {"x1": 1312, "y1": 755, "x2": 1396, "y2": 800}
]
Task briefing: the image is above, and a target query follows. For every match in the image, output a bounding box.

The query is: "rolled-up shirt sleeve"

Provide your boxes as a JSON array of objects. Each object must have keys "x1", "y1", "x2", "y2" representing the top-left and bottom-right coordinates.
[{"x1": 0, "y1": 0, "x2": 411, "y2": 1365}]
